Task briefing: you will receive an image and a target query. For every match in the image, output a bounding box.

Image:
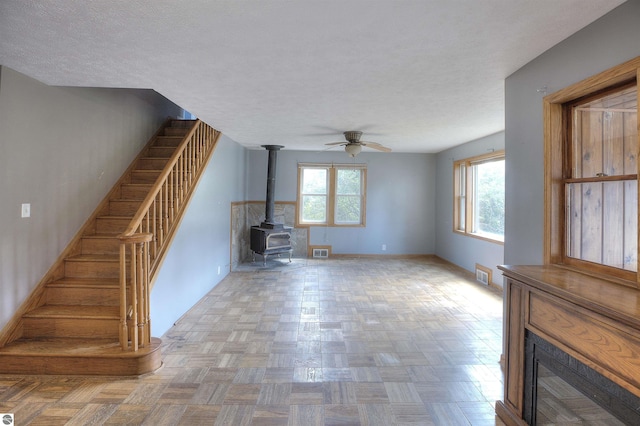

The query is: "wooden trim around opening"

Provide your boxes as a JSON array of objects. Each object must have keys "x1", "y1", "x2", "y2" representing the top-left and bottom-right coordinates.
[{"x1": 543, "y1": 56, "x2": 640, "y2": 286}]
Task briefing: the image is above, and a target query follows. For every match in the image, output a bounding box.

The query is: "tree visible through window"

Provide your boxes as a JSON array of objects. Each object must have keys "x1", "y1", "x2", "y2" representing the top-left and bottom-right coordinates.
[
  {"x1": 297, "y1": 164, "x2": 366, "y2": 226},
  {"x1": 300, "y1": 168, "x2": 328, "y2": 223},
  {"x1": 474, "y1": 159, "x2": 505, "y2": 237},
  {"x1": 454, "y1": 152, "x2": 505, "y2": 243},
  {"x1": 335, "y1": 169, "x2": 362, "y2": 224}
]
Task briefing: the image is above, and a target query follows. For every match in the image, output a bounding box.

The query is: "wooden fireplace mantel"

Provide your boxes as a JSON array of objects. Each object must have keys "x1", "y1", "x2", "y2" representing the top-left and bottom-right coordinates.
[{"x1": 496, "y1": 264, "x2": 640, "y2": 425}]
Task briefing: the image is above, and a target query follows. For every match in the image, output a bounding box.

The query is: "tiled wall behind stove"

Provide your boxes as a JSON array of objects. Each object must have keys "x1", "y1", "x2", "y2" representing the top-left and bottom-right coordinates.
[{"x1": 231, "y1": 202, "x2": 307, "y2": 269}]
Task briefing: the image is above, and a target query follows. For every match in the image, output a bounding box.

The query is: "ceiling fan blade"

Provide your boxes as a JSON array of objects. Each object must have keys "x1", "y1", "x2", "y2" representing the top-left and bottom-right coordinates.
[
  {"x1": 361, "y1": 142, "x2": 392, "y2": 152},
  {"x1": 325, "y1": 141, "x2": 347, "y2": 146}
]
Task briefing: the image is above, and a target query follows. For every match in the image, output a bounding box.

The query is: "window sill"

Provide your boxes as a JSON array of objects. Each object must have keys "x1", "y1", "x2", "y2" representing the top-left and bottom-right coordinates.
[
  {"x1": 297, "y1": 223, "x2": 365, "y2": 228},
  {"x1": 454, "y1": 230, "x2": 504, "y2": 245}
]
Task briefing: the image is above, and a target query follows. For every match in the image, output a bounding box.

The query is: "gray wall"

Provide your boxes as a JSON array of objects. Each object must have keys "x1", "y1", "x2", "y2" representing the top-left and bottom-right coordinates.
[
  {"x1": 0, "y1": 66, "x2": 182, "y2": 332},
  {"x1": 505, "y1": 1, "x2": 640, "y2": 265},
  {"x1": 151, "y1": 134, "x2": 247, "y2": 335},
  {"x1": 246, "y1": 149, "x2": 436, "y2": 255},
  {"x1": 435, "y1": 132, "x2": 505, "y2": 286}
]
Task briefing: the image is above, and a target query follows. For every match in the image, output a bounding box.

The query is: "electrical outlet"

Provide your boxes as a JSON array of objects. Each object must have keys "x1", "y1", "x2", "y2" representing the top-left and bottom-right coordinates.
[
  {"x1": 217, "y1": 266, "x2": 221, "y2": 275},
  {"x1": 381, "y1": 244, "x2": 387, "y2": 251},
  {"x1": 21, "y1": 203, "x2": 30, "y2": 218}
]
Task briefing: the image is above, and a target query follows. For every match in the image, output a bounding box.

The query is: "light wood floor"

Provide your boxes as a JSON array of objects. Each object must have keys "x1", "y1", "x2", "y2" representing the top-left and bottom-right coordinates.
[{"x1": 0, "y1": 257, "x2": 506, "y2": 425}]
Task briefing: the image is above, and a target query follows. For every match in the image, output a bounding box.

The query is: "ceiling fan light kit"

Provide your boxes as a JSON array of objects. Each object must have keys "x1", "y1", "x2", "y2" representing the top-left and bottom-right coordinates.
[
  {"x1": 325, "y1": 130, "x2": 392, "y2": 157},
  {"x1": 345, "y1": 143, "x2": 362, "y2": 157}
]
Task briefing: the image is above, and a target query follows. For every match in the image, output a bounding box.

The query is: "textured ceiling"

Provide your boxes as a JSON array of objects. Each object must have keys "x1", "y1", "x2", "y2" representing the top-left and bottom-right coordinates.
[{"x1": 0, "y1": 1, "x2": 626, "y2": 153}]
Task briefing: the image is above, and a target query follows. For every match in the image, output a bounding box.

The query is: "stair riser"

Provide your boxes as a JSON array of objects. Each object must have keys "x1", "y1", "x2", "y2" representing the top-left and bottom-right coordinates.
[
  {"x1": 164, "y1": 127, "x2": 189, "y2": 136},
  {"x1": 170, "y1": 120, "x2": 194, "y2": 127},
  {"x1": 0, "y1": 340, "x2": 162, "y2": 375},
  {"x1": 65, "y1": 260, "x2": 120, "y2": 279},
  {"x1": 154, "y1": 136, "x2": 182, "y2": 147},
  {"x1": 120, "y1": 184, "x2": 153, "y2": 199},
  {"x1": 109, "y1": 200, "x2": 143, "y2": 216},
  {"x1": 46, "y1": 287, "x2": 119, "y2": 306},
  {"x1": 147, "y1": 146, "x2": 176, "y2": 158},
  {"x1": 137, "y1": 157, "x2": 170, "y2": 170},
  {"x1": 81, "y1": 237, "x2": 120, "y2": 255},
  {"x1": 23, "y1": 317, "x2": 120, "y2": 339},
  {"x1": 130, "y1": 170, "x2": 161, "y2": 184},
  {"x1": 95, "y1": 217, "x2": 130, "y2": 234}
]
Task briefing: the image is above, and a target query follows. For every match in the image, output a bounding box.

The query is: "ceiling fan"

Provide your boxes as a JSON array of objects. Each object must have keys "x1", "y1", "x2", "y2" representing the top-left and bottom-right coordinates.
[{"x1": 325, "y1": 131, "x2": 392, "y2": 157}]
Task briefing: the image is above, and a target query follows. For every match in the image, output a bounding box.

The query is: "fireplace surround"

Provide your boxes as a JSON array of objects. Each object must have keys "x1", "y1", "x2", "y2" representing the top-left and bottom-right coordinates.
[{"x1": 497, "y1": 265, "x2": 640, "y2": 425}]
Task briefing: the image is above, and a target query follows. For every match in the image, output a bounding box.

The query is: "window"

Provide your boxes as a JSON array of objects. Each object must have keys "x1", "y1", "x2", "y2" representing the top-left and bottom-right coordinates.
[
  {"x1": 454, "y1": 151, "x2": 505, "y2": 243},
  {"x1": 545, "y1": 57, "x2": 640, "y2": 285},
  {"x1": 297, "y1": 163, "x2": 366, "y2": 226}
]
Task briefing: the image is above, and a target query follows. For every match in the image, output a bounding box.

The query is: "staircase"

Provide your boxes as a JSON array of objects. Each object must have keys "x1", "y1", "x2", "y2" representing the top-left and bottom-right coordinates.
[{"x1": 0, "y1": 119, "x2": 220, "y2": 375}]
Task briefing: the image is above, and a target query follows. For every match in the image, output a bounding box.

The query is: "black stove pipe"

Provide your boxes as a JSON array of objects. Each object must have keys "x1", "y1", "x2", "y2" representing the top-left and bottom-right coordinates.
[{"x1": 261, "y1": 145, "x2": 283, "y2": 227}]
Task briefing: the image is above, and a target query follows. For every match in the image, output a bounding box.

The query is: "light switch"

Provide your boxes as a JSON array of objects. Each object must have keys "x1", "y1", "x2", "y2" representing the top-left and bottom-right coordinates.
[{"x1": 21, "y1": 203, "x2": 30, "y2": 218}]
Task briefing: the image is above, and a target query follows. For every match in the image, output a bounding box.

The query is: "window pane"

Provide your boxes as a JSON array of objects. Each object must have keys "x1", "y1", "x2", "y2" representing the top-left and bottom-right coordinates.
[
  {"x1": 302, "y1": 168, "x2": 327, "y2": 194},
  {"x1": 336, "y1": 169, "x2": 362, "y2": 224},
  {"x1": 336, "y1": 169, "x2": 361, "y2": 195},
  {"x1": 458, "y1": 195, "x2": 466, "y2": 231},
  {"x1": 298, "y1": 165, "x2": 366, "y2": 226},
  {"x1": 473, "y1": 159, "x2": 505, "y2": 238},
  {"x1": 566, "y1": 180, "x2": 637, "y2": 271},
  {"x1": 335, "y1": 195, "x2": 361, "y2": 223},
  {"x1": 302, "y1": 195, "x2": 326, "y2": 222}
]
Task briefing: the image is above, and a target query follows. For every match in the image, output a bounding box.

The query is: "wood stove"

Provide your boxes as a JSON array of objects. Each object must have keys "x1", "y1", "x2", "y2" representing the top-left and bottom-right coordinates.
[{"x1": 250, "y1": 145, "x2": 292, "y2": 265}]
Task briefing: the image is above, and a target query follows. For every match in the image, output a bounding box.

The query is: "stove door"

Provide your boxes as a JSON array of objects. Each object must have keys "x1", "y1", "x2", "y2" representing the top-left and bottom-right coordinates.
[{"x1": 266, "y1": 232, "x2": 291, "y2": 250}]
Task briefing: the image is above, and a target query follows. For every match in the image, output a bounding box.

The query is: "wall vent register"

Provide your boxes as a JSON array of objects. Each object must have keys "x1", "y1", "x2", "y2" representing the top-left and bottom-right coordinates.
[{"x1": 312, "y1": 248, "x2": 329, "y2": 259}]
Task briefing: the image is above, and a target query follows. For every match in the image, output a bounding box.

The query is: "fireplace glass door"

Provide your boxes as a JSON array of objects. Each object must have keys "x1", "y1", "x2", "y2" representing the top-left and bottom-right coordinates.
[
  {"x1": 524, "y1": 332, "x2": 640, "y2": 425},
  {"x1": 536, "y1": 363, "x2": 625, "y2": 424},
  {"x1": 266, "y1": 232, "x2": 291, "y2": 249}
]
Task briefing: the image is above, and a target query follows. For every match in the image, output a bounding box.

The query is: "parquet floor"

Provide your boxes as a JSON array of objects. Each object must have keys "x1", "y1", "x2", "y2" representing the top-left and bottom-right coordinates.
[{"x1": 0, "y1": 257, "x2": 505, "y2": 425}]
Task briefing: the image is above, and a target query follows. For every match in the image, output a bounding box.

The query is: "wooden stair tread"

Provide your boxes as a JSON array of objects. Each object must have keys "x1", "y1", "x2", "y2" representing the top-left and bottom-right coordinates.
[
  {"x1": 0, "y1": 337, "x2": 163, "y2": 375},
  {"x1": 0, "y1": 337, "x2": 161, "y2": 357},
  {"x1": 111, "y1": 197, "x2": 145, "y2": 201},
  {"x1": 66, "y1": 253, "x2": 120, "y2": 262},
  {"x1": 121, "y1": 183, "x2": 153, "y2": 188},
  {"x1": 82, "y1": 232, "x2": 122, "y2": 238},
  {"x1": 25, "y1": 305, "x2": 119, "y2": 319},
  {"x1": 47, "y1": 277, "x2": 119, "y2": 288}
]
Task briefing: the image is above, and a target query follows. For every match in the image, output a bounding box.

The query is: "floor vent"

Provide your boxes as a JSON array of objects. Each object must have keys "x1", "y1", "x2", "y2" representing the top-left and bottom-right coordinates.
[
  {"x1": 475, "y1": 264, "x2": 491, "y2": 285},
  {"x1": 312, "y1": 248, "x2": 329, "y2": 259}
]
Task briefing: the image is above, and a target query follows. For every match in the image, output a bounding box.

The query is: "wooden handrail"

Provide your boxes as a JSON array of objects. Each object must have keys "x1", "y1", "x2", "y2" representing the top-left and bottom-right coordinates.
[
  {"x1": 117, "y1": 119, "x2": 220, "y2": 350},
  {"x1": 120, "y1": 121, "x2": 201, "y2": 238}
]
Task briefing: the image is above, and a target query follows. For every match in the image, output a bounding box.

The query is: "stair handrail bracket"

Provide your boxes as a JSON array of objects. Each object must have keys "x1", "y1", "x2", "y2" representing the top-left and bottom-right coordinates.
[{"x1": 117, "y1": 119, "x2": 220, "y2": 351}]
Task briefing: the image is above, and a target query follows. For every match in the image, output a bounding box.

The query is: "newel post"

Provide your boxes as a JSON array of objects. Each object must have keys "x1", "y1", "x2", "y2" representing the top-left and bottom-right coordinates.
[{"x1": 118, "y1": 232, "x2": 153, "y2": 351}]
